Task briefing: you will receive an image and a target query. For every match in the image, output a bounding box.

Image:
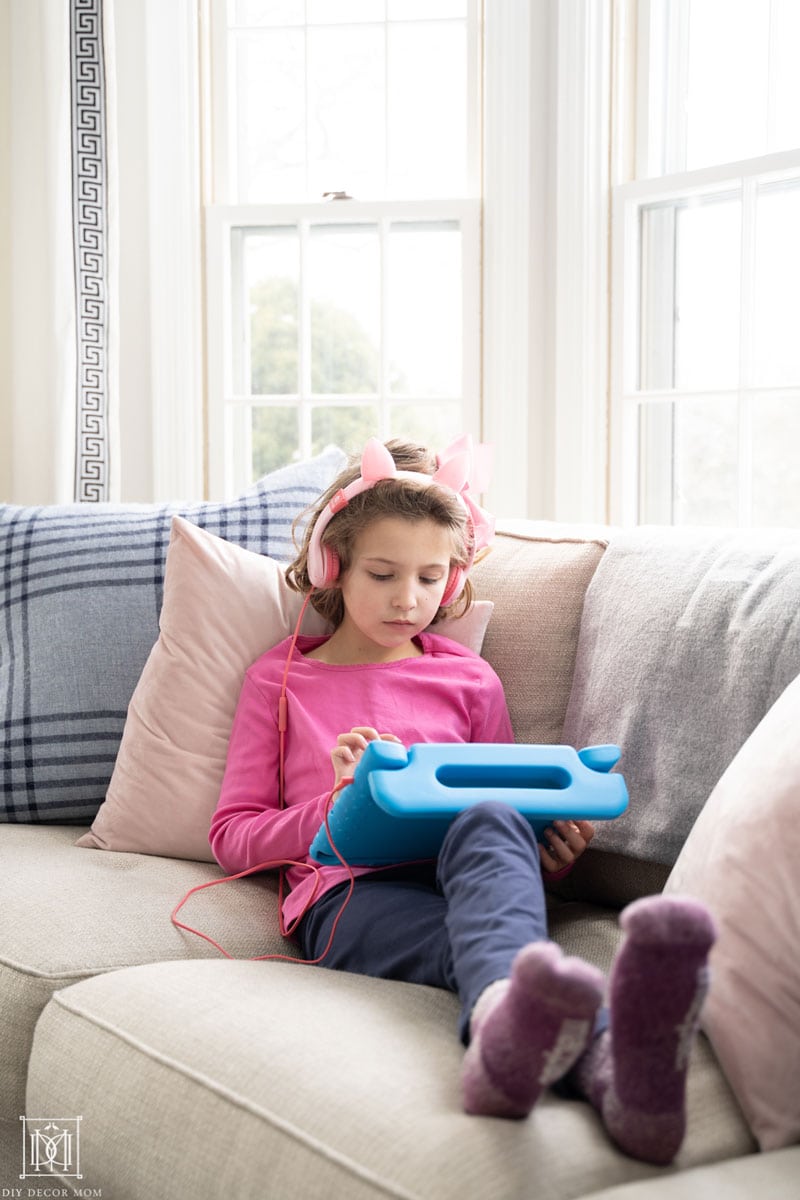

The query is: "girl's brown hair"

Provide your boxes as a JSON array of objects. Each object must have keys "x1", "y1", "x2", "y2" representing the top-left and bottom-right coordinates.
[{"x1": 285, "y1": 440, "x2": 475, "y2": 627}]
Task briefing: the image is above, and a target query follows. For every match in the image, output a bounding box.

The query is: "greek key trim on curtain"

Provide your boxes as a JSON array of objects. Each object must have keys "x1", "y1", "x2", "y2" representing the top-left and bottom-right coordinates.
[{"x1": 70, "y1": 0, "x2": 112, "y2": 502}]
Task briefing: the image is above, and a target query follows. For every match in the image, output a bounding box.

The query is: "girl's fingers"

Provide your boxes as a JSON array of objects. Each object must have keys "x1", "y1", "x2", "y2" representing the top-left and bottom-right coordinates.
[{"x1": 348, "y1": 726, "x2": 382, "y2": 743}]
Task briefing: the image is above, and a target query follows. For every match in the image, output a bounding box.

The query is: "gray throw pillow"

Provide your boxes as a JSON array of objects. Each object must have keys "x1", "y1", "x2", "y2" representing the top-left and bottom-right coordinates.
[{"x1": 561, "y1": 525, "x2": 800, "y2": 866}]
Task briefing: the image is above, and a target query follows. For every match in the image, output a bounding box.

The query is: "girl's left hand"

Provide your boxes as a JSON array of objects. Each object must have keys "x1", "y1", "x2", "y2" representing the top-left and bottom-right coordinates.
[{"x1": 539, "y1": 818, "x2": 594, "y2": 876}]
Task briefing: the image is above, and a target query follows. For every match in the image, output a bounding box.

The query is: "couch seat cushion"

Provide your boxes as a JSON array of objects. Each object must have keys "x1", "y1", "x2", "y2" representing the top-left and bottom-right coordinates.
[
  {"x1": 578, "y1": 1147, "x2": 800, "y2": 1200},
  {"x1": 0, "y1": 824, "x2": 295, "y2": 1122},
  {"x1": 26, "y1": 907, "x2": 754, "y2": 1200}
]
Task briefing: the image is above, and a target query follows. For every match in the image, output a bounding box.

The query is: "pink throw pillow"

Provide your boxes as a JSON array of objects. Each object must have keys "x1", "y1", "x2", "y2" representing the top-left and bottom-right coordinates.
[
  {"x1": 664, "y1": 670, "x2": 800, "y2": 1151},
  {"x1": 77, "y1": 517, "x2": 493, "y2": 861}
]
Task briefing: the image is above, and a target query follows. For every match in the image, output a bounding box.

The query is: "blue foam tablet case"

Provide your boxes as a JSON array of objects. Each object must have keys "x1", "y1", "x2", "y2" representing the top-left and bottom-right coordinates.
[{"x1": 309, "y1": 742, "x2": 629, "y2": 867}]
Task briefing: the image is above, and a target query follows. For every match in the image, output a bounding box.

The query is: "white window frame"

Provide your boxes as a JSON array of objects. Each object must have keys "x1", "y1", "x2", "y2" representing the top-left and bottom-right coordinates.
[
  {"x1": 610, "y1": 148, "x2": 800, "y2": 524},
  {"x1": 203, "y1": 1, "x2": 487, "y2": 500},
  {"x1": 609, "y1": 0, "x2": 800, "y2": 526}
]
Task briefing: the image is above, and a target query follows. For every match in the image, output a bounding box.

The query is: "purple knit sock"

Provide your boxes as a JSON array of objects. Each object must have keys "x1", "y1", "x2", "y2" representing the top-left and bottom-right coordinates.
[
  {"x1": 572, "y1": 894, "x2": 717, "y2": 1165},
  {"x1": 462, "y1": 941, "x2": 605, "y2": 1118}
]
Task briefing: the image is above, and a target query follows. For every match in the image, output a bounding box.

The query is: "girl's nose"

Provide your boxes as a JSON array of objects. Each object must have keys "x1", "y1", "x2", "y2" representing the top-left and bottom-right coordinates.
[{"x1": 392, "y1": 581, "x2": 417, "y2": 610}]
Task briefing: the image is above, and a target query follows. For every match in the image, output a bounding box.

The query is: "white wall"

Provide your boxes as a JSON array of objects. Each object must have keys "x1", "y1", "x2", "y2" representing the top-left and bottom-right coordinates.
[{"x1": 0, "y1": 2, "x2": 10, "y2": 501}]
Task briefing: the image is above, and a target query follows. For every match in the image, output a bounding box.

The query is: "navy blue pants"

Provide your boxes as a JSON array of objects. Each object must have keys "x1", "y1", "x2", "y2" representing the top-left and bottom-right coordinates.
[{"x1": 297, "y1": 801, "x2": 550, "y2": 1043}]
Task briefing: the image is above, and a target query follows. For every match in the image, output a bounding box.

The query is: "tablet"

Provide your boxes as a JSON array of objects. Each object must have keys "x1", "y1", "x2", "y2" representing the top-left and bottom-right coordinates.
[{"x1": 309, "y1": 741, "x2": 628, "y2": 867}]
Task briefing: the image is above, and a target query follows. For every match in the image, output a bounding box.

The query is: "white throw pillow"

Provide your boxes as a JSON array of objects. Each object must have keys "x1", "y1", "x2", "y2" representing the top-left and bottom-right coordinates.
[{"x1": 665, "y1": 669, "x2": 800, "y2": 1151}]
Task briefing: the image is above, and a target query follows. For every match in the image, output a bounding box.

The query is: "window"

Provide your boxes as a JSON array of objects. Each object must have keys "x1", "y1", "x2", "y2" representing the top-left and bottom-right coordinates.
[
  {"x1": 204, "y1": 0, "x2": 481, "y2": 496},
  {"x1": 611, "y1": 0, "x2": 800, "y2": 525}
]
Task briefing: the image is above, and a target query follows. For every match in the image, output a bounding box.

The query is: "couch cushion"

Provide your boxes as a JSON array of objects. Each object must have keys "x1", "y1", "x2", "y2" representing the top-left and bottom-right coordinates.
[
  {"x1": 0, "y1": 447, "x2": 347, "y2": 824},
  {"x1": 471, "y1": 525, "x2": 609, "y2": 745},
  {"x1": 561, "y1": 526, "x2": 800, "y2": 867},
  {"x1": 665, "y1": 669, "x2": 800, "y2": 1152},
  {"x1": 77, "y1": 517, "x2": 493, "y2": 863},
  {"x1": 0, "y1": 823, "x2": 296, "y2": 1124},
  {"x1": 24, "y1": 907, "x2": 753, "y2": 1200},
  {"x1": 576, "y1": 1148, "x2": 800, "y2": 1200}
]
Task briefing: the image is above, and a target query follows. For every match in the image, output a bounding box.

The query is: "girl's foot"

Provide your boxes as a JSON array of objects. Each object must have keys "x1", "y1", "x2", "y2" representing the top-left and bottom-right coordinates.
[
  {"x1": 462, "y1": 941, "x2": 605, "y2": 1118},
  {"x1": 571, "y1": 894, "x2": 717, "y2": 1165}
]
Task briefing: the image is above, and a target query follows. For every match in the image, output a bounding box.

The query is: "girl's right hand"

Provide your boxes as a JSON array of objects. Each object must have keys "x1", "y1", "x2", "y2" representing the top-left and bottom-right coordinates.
[{"x1": 330, "y1": 726, "x2": 402, "y2": 788}]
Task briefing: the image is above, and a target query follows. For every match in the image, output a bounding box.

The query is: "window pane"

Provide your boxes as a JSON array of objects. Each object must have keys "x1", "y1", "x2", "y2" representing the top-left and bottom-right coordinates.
[
  {"x1": 307, "y1": 0, "x2": 385, "y2": 21},
  {"x1": 388, "y1": 21, "x2": 468, "y2": 198},
  {"x1": 390, "y1": 401, "x2": 462, "y2": 451},
  {"x1": 251, "y1": 406, "x2": 300, "y2": 478},
  {"x1": 638, "y1": 397, "x2": 740, "y2": 524},
  {"x1": 228, "y1": 8, "x2": 473, "y2": 202},
  {"x1": 753, "y1": 178, "x2": 800, "y2": 388},
  {"x1": 769, "y1": 0, "x2": 800, "y2": 154},
  {"x1": 639, "y1": 205, "x2": 677, "y2": 390},
  {"x1": 637, "y1": 402, "x2": 675, "y2": 522},
  {"x1": 307, "y1": 26, "x2": 385, "y2": 199},
  {"x1": 387, "y1": 222, "x2": 461, "y2": 396},
  {"x1": 638, "y1": 195, "x2": 741, "y2": 393},
  {"x1": 233, "y1": 30, "x2": 305, "y2": 201},
  {"x1": 685, "y1": 0, "x2": 769, "y2": 170},
  {"x1": 242, "y1": 228, "x2": 299, "y2": 395},
  {"x1": 674, "y1": 195, "x2": 741, "y2": 391},
  {"x1": 751, "y1": 394, "x2": 800, "y2": 525},
  {"x1": 672, "y1": 396, "x2": 739, "y2": 525},
  {"x1": 388, "y1": 1, "x2": 467, "y2": 18},
  {"x1": 309, "y1": 224, "x2": 380, "y2": 394},
  {"x1": 311, "y1": 405, "x2": 378, "y2": 457},
  {"x1": 230, "y1": 1, "x2": 304, "y2": 25},
  {"x1": 648, "y1": 0, "x2": 800, "y2": 175}
]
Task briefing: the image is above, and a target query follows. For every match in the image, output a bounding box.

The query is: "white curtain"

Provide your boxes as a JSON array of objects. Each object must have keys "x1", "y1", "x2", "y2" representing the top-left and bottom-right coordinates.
[{"x1": 9, "y1": 0, "x2": 118, "y2": 503}]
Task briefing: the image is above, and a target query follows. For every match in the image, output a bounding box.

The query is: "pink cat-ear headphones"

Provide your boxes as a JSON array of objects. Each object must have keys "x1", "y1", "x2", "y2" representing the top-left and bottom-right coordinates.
[{"x1": 305, "y1": 436, "x2": 495, "y2": 608}]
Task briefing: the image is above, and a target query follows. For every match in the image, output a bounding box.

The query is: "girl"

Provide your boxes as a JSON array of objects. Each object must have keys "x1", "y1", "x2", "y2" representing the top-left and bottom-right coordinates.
[{"x1": 209, "y1": 437, "x2": 716, "y2": 1166}]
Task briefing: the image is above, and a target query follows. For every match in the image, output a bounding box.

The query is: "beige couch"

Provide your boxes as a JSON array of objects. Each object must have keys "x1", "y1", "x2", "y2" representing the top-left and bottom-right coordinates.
[{"x1": 2, "y1": 518, "x2": 799, "y2": 1198}]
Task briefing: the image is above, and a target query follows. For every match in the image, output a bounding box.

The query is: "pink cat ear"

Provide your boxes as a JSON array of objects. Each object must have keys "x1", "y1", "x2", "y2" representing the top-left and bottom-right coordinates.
[
  {"x1": 470, "y1": 443, "x2": 493, "y2": 494},
  {"x1": 361, "y1": 438, "x2": 397, "y2": 483},
  {"x1": 433, "y1": 450, "x2": 470, "y2": 494},
  {"x1": 438, "y1": 433, "x2": 472, "y2": 464}
]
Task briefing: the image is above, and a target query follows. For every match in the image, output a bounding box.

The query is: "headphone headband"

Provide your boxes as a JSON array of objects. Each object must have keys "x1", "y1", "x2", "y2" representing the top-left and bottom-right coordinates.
[{"x1": 306, "y1": 437, "x2": 494, "y2": 606}]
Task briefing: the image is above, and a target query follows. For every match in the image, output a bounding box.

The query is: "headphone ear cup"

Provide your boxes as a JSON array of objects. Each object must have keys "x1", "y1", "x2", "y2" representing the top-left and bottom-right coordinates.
[
  {"x1": 320, "y1": 543, "x2": 340, "y2": 588},
  {"x1": 441, "y1": 564, "x2": 464, "y2": 608}
]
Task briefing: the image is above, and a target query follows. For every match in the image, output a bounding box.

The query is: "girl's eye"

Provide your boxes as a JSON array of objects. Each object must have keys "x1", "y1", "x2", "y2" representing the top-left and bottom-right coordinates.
[
  {"x1": 369, "y1": 572, "x2": 392, "y2": 582},
  {"x1": 421, "y1": 576, "x2": 443, "y2": 587}
]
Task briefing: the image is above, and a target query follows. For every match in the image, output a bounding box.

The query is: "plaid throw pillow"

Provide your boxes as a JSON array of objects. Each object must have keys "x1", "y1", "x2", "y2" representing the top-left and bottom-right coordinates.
[{"x1": 0, "y1": 447, "x2": 346, "y2": 824}]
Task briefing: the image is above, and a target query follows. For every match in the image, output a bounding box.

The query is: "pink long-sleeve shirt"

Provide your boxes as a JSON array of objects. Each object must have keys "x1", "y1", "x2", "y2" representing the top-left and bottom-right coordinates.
[{"x1": 209, "y1": 631, "x2": 514, "y2": 929}]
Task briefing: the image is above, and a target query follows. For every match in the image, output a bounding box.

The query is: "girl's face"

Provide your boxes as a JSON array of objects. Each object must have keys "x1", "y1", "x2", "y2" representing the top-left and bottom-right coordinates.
[{"x1": 332, "y1": 515, "x2": 455, "y2": 663}]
